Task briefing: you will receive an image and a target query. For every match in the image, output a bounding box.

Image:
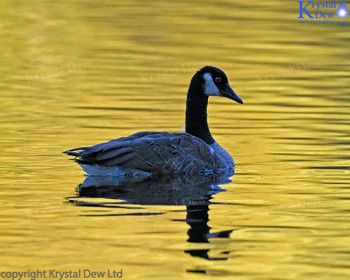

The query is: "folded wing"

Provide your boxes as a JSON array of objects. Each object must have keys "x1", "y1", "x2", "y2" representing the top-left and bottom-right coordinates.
[{"x1": 64, "y1": 131, "x2": 227, "y2": 175}]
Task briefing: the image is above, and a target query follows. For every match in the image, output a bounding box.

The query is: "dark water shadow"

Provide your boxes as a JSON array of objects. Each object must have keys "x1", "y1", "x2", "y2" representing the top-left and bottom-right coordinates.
[{"x1": 68, "y1": 172, "x2": 235, "y2": 262}]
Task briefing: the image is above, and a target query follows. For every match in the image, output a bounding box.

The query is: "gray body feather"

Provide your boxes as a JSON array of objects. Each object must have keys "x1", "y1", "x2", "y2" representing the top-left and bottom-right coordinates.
[{"x1": 64, "y1": 131, "x2": 234, "y2": 176}]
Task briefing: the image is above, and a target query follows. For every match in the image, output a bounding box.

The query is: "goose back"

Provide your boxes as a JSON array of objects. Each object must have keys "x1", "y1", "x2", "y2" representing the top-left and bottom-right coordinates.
[{"x1": 64, "y1": 131, "x2": 233, "y2": 176}]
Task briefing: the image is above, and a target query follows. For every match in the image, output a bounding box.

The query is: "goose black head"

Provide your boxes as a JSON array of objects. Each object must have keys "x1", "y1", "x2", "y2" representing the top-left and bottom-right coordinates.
[{"x1": 198, "y1": 66, "x2": 243, "y2": 104}]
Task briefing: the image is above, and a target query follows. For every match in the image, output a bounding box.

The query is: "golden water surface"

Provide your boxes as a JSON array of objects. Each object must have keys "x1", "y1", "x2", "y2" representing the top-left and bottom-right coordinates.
[{"x1": 1, "y1": 0, "x2": 349, "y2": 279}]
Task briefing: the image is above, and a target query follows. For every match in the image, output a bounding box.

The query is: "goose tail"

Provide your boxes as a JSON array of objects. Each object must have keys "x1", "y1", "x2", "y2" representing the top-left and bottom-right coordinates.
[{"x1": 63, "y1": 147, "x2": 89, "y2": 158}]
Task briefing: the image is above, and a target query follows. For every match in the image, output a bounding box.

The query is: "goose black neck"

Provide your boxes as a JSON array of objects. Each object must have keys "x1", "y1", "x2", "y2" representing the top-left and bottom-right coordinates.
[{"x1": 185, "y1": 75, "x2": 215, "y2": 145}]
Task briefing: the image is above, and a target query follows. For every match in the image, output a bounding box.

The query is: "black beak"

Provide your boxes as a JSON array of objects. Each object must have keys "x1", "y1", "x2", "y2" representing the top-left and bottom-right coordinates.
[{"x1": 222, "y1": 84, "x2": 243, "y2": 104}]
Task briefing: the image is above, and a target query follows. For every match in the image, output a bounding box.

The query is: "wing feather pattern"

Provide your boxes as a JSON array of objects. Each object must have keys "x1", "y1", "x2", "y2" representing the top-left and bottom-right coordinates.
[{"x1": 64, "y1": 131, "x2": 228, "y2": 175}]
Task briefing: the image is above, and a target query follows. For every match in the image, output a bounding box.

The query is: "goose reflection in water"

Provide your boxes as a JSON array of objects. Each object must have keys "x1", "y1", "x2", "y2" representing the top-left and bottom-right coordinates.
[{"x1": 69, "y1": 173, "x2": 234, "y2": 262}]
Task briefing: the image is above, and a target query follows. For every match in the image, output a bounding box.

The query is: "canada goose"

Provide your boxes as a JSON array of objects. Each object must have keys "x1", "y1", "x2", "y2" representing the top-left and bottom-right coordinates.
[{"x1": 64, "y1": 66, "x2": 243, "y2": 177}]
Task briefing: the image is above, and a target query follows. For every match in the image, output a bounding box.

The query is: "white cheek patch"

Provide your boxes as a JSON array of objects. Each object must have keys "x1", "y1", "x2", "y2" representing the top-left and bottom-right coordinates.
[{"x1": 203, "y1": 73, "x2": 220, "y2": 96}]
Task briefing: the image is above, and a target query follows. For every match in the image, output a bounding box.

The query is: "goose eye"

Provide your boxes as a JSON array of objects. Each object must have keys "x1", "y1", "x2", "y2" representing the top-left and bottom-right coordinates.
[{"x1": 214, "y1": 77, "x2": 222, "y2": 83}]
